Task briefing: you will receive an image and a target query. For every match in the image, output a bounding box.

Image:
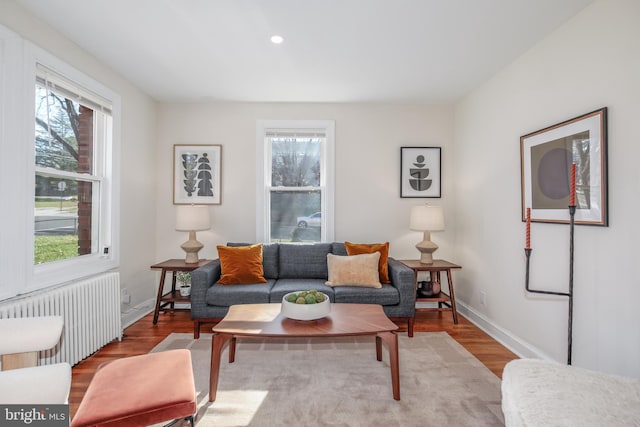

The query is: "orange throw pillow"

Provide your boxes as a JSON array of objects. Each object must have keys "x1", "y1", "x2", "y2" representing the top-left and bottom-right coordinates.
[
  {"x1": 345, "y1": 241, "x2": 390, "y2": 284},
  {"x1": 216, "y1": 243, "x2": 267, "y2": 285}
]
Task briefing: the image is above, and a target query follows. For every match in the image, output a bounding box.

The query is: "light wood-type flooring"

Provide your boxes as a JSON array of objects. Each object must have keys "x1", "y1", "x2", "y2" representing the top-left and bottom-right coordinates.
[{"x1": 69, "y1": 310, "x2": 519, "y2": 417}]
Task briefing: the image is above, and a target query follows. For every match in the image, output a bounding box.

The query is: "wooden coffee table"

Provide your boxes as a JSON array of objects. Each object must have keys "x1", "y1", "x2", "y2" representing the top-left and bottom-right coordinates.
[{"x1": 209, "y1": 303, "x2": 400, "y2": 401}]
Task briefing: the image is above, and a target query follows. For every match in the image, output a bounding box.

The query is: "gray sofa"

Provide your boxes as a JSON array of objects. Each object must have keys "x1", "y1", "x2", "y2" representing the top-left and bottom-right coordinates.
[{"x1": 191, "y1": 242, "x2": 416, "y2": 338}]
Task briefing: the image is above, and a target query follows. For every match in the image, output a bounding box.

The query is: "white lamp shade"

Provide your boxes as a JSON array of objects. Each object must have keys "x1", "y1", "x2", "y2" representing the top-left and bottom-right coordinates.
[
  {"x1": 176, "y1": 205, "x2": 210, "y2": 231},
  {"x1": 409, "y1": 205, "x2": 445, "y2": 231}
]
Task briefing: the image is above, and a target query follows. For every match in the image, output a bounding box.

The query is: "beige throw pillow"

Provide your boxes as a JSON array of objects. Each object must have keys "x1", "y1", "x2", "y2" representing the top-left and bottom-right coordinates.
[{"x1": 325, "y1": 252, "x2": 382, "y2": 288}]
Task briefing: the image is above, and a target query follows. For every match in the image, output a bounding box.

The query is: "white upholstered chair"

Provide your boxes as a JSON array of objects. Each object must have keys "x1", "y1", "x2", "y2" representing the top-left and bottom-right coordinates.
[{"x1": 0, "y1": 316, "x2": 71, "y2": 404}]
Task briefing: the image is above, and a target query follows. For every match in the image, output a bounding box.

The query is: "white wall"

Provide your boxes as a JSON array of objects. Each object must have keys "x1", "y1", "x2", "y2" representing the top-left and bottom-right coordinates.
[
  {"x1": 0, "y1": 2, "x2": 158, "y2": 313},
  {"x1": 156, "y1": 103, "x2": 455, "y2": 263},
  {"x1": 454, "y1": 0, "x2": 640, "y2": 377}
]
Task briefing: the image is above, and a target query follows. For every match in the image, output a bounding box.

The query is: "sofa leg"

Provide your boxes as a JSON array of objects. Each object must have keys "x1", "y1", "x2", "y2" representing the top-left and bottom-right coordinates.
[
  {"x1": 408, "y1": 317, "x2": 414, "y2": 337},
  {"x1": 194, "y1": 320, "x2": 200, "y2": 339}
]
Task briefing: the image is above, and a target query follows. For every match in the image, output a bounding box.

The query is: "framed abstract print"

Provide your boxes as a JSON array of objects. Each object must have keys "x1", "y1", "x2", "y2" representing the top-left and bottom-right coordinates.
[
  {"x1": 173, "y1": 144, "x2": 222, "y2": 205},
  {"x1": 400, "y1": 147, "x2": 441, "y2": 198},
  {"x1": 520, "y1": 108, "x2": 607, "y2": 225}
]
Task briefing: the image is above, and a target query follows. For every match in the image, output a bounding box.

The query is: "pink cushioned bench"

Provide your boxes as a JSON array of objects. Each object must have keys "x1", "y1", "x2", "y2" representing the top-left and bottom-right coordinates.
[{"x1": 71, "y1": 349, "x2": 196, "y2": 427}]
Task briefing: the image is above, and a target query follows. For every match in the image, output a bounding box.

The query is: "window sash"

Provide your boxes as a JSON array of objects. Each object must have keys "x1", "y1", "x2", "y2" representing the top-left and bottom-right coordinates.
[
  {"x1": 268, "y1": 135, "x2": 323, "y2": 188},
  {"x1": 35, "y1": 166, "x2": 101, "y2": 182},
  {"x1": 269, "y1": 186, "x2": 323, "y2": 192},
  {"x1": 34, "y1": 174, "x2": 102, "y2": 262}
]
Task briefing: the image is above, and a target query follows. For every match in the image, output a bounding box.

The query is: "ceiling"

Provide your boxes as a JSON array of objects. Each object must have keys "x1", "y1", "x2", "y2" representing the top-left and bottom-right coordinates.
[{"x1": 15, "y1": 0, "x2": 594, "y2": 103}]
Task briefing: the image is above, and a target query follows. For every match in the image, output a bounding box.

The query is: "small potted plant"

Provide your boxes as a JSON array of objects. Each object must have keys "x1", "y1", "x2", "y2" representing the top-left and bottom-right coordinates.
[{"x1": 177, "y1": 272, "x2": 191, "y2": 297}]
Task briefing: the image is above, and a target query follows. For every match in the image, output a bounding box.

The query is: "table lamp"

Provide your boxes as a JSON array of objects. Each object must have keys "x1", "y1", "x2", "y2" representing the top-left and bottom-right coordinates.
[
  {"x1": 409, "y1": 204, "x2": 444, "y2": 264},
  {"x1": 176, "y1": 205, "x2": 210, "y2": 263}
]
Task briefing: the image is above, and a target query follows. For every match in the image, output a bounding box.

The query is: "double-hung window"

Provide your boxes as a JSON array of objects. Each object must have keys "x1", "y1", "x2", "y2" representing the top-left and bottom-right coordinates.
[
  {"x1": 257, "y1": 120, "x2": 335, "y2": 243},
  {"x1": 28, "y1": 45, "x2": 120, "y2": 291},
  {"x1": 34, "y1": 64, "x2": 110, "y2": 262},
  {"x1": 0, "y1": 28, "x2": 120, "y2": 299}
]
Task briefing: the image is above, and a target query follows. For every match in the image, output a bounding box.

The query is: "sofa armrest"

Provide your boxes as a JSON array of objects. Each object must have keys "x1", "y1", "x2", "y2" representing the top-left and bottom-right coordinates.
[
  {"x1": 190, "y1": 259, "x2": 221, "y2": 318},
  {"x1": 388, "y1": 258, "x2": 416, "y2": 315}
]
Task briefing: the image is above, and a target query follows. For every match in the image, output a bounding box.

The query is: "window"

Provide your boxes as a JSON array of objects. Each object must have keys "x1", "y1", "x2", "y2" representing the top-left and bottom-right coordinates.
[
  {"x1": 0, "y1": 28, "x2": 120, "y2": 299},
  {"x1": 257, "y1": 120, "x2": 335, "y2": 243},
  {"x1": 26, "y1": 44, "x2": 120, "y2": 292},
  {"x1": 34, "y1": 64, "x2": 111, "y2": 264}
]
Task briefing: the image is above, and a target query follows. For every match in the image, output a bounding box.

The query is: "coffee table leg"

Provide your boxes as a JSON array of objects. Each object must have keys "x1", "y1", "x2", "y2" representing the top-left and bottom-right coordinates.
[
  {"x1": 229, "y1": 337, "x2": 236, "y2": 363},
  {"x1": 377, "y1": 331, "x2": 400, "y2": 400},
  {"x1": 376, "y1": 336, "x2": 382, "y2": 361},
  {"x1": 209, "y1": 332, "x2": 233, "y2": 402}
]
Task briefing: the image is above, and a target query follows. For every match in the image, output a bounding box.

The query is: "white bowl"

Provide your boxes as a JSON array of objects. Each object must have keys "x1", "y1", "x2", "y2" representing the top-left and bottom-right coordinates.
[{"x1": 281, "y1": 291, "x2": 331, "y2": 320}]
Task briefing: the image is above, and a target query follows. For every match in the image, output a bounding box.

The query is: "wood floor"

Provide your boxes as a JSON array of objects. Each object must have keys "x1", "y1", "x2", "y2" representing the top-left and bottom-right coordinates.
[{"x1": 69, "y1": 310, "x2": 519, "y2": 417}]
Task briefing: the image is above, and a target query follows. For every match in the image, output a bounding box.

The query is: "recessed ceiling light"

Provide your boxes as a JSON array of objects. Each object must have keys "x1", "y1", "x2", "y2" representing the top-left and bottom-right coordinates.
[{"x1": 270, "y1": 35, "x2": 284, "y2": 44}]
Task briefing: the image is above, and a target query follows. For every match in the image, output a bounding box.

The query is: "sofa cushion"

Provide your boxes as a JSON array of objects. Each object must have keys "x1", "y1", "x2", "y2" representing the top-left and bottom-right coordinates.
[
  {"x1": 206, "y1": 280, "x2": 275, "y2": 306},
  {"x1": 279, "y1": 243, "x2": 332, "y2": 279},
  {"x1": 331, "y1": 242, "x2": 348, "y2": 256},
  {"x1": 269, "y1": 279, "x2": 335, "y2": 303},
  {"x1": 228, "y1": 242, "x2": 279, "y2": 279},
  {"x1": 325, "y1": 253, "x2": 382, "y2": 288},
  {"x1": 345, "y1": 241, "x2": 391, "y2": 284},
  {"x1": 333, "y1": 285, "x2": 400, "y2": 306},
  {"x1": 217, "y1": 244, "x2": 267, "y2": 285}
]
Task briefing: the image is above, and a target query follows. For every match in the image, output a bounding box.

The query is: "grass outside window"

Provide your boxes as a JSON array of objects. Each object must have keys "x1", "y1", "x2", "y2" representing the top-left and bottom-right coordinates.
[{"x1": 34, "y1": 235, "x2": 78, "y2": 264}]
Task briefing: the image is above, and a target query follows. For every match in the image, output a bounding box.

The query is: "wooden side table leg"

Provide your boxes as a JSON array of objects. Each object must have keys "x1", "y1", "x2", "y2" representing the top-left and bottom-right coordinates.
[
  {"x1": 153, "y1": 269, "x2": 167, "y2": 324},
  {"x1": 170, "y1": 272, "x2": 177, "y2": 311},
  {"x1": 376, "y1": 336, "x2": 382, "y2": 361},
  {"x1": 411, "y1": 270, "x2": 418, "y2": 338},
  {"x1": 209, "y1": 332, "x2": 233, "y2": 402},
  {"x1": 446, "y1": 269, "x2": 459, "y2": 324},
  {"x1": 435, "y1": 271, "x2": 442, "y2": 308},
  {"x1": 377, "y1": 331, "x2": 400, "y2": 400}
]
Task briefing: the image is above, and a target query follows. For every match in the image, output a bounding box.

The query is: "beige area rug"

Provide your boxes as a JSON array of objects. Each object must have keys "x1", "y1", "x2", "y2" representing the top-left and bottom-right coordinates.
[{"x1": 151, "y1": 332, "x2": 504, "y2": 427}]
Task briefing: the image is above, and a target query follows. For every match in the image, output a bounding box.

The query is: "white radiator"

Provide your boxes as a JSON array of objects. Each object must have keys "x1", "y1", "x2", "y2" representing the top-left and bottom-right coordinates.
[{"x1": 0, "y1": 272, "x2": 122, "y2": 366}]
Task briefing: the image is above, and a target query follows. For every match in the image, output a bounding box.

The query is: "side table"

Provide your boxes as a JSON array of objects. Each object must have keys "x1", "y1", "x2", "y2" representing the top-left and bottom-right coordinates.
[
  {"x1": 398, "y1": 259, "x2": 462, "y2": 326},
  {"x1": 150, "y1": 259, "x2": 210, "y2": 324}
]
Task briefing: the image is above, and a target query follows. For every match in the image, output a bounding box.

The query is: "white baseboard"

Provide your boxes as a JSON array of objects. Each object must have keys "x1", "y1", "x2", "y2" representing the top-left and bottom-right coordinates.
[
  {"x1": 121, "y1": 298, "x2": 155, "y2": 329},
  {"x1": 456, "y1": 300, "x2": 554, "y2": 361}
]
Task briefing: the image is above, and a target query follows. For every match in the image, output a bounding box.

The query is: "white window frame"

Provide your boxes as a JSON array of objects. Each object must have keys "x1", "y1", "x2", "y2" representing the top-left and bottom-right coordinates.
[
  {"x1": 256, "y1": 120, "x2": 335, "y2": 243},
  {"x1": 23, "y1": 42, "x2": 120, "y2": 293}
]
